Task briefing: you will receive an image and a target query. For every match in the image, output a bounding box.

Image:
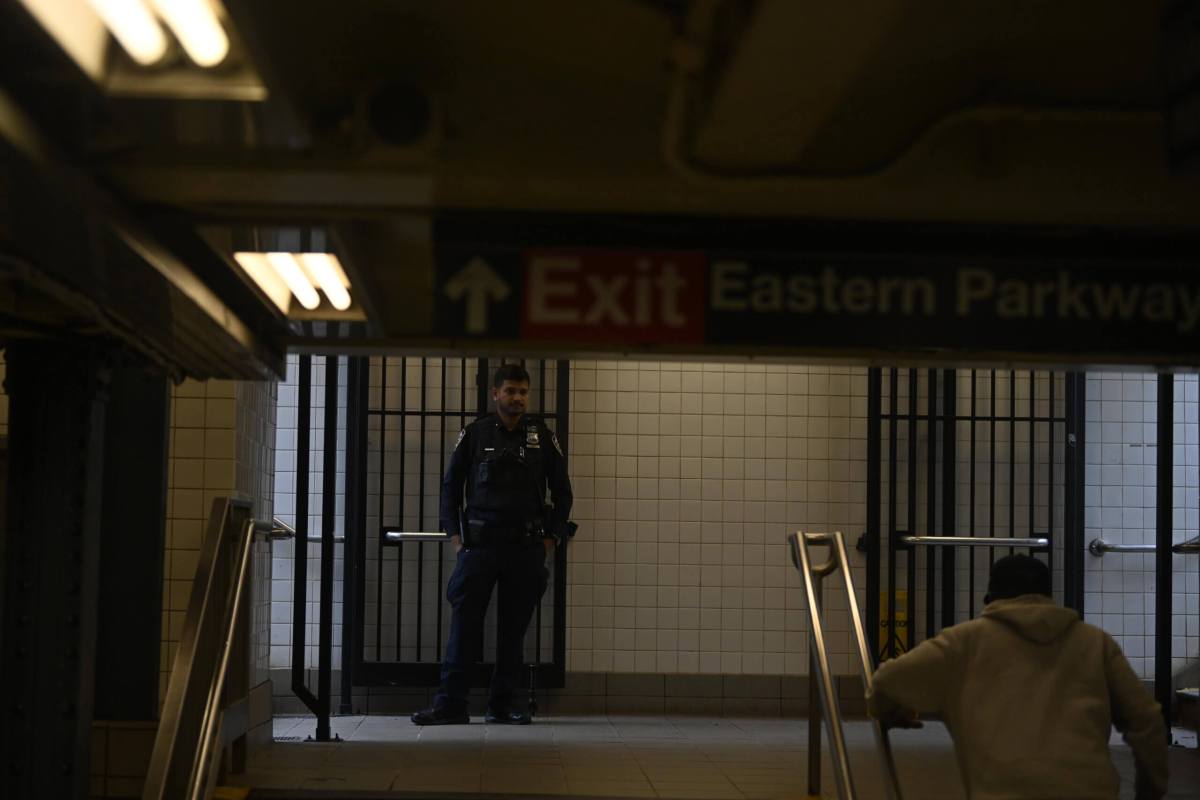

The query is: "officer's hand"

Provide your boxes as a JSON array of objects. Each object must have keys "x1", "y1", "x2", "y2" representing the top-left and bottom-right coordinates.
[
  {"x1": 451, "y1": 535, "x2": 463, "y2": 554},
  {"x1": 542, "y1": 538, "x2": 555, "y2": 557}
]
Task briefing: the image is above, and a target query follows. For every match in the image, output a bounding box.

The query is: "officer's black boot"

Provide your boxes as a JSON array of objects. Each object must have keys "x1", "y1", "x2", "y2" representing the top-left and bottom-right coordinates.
[{"x1": 411, "y1": 706, "x2": 470, "y2": 726}]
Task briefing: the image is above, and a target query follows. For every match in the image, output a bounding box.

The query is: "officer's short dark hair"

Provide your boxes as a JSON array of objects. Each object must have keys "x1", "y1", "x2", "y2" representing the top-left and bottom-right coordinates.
[
  {"x1": 492, "y1": 363, "x2": 530, "y2": 388},
  {"x1": 984, "y1": 555, "x2": 1051, "y2": 604}
]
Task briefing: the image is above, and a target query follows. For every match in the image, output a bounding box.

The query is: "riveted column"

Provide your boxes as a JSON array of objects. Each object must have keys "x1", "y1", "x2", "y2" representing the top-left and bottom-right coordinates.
[{"x1": 1, "y1": 341, "x2": 111, "y2": 799}]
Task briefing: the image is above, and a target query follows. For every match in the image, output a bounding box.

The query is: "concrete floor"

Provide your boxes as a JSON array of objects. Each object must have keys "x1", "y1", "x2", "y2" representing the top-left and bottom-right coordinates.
[{"x1": 233, "y1": 714, "x2": 1200, "y2": 799}]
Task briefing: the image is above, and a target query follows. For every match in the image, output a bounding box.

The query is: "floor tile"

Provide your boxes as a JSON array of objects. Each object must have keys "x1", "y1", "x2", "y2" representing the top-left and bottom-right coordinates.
[{"x1": 242, "y1": 713, "x2": 1200, "y2": 799}]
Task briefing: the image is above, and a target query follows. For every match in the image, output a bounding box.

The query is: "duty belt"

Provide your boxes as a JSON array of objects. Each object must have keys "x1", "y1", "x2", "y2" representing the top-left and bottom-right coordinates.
[{"x1": 465, "y1": 519, "x2": 542, "y2": 547}]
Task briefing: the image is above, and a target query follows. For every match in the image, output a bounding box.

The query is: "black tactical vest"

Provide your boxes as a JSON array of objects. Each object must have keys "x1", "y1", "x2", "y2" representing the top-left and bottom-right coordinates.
[{"x1": 466, "y1": 417, "x2": 547, "y2": 529}]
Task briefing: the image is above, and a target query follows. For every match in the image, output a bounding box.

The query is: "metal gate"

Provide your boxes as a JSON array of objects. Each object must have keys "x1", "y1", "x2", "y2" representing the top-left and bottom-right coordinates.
[
  {"x1": 347, "y1": 356, "x2": 571, "y2": 688},
  {"x1": 864, "y1": 368, "x2": 1086, "y2": 661}
]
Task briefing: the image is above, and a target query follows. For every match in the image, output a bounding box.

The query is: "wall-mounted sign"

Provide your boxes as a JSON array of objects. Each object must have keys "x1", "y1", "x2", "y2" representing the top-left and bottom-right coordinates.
[{"x1": 436, "y1": 244, "x2": 1200, "y2": 361}]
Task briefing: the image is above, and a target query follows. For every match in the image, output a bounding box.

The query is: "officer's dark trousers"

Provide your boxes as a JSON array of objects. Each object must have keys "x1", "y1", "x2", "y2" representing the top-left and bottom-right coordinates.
[{"x1": 435, "y1": 542, "x2": 548, "y2": 713}]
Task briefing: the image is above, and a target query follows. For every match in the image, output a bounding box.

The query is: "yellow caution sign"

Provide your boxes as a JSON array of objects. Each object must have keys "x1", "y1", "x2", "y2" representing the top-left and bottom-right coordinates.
[{"x1": 878, "y1": 590, "x2": 908, "y2": 660}]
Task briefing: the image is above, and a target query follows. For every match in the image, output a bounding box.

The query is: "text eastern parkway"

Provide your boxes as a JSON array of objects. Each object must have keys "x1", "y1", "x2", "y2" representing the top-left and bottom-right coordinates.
[{"x1": 710, "y1": 263, "x2": 1200, "y2": 333}]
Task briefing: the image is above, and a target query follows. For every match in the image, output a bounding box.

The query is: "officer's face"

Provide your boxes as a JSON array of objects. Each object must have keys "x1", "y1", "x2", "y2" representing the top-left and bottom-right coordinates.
[{"x1": 492, "y1": 379, "x2": 530, "y2": 418}]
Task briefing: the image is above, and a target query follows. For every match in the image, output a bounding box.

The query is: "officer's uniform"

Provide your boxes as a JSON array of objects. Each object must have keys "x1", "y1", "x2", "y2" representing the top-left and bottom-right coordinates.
[{"x1": 433, "y1": 413, "x2": 573, "y2": 716}]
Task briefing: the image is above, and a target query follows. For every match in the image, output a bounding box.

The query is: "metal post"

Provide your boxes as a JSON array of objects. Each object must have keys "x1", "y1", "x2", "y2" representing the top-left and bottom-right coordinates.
[
  {"x1": 926, "y1": 370, "x2": 937, "y2": 638},
  {"x1": 807, "y1": 573, "x2": 823, "y2": 798},
  {"x1": 290, "y1": 355, "x2": 321, "y2": 723},
  {"x1": 1, "y1": 342, "x2": 110, "y2": 799},
  {"x1": 887, "y1": 370, "x2": 898, "y2": 658},
  {"x1": 865, "y1": 368, "x2": 881, "y2": 661},
  {"x1": 316, "y1": 355, "x2": 340, "y2": 741},
  {"x1": 1155, "y1": 375, "x2": 1173, "y2": 735},
  {"x1": 1064, "y1": 373, "x2": 1086, "y2": 614},
  {"x1": 833, "y1": 532, "x2": 902, "y2": 800},
  {"x1": 95, "y1": 365, "x2": 169, "y2": 720},
  {"x1": 341, "y1": 357, "x2": 366, "y2": 714},
  {"x1": 792, "y1": 534, "x2": 855, "y2": 800},
  {"x1": 941, "y1": 368, "x2": 956, "y2": 627}
]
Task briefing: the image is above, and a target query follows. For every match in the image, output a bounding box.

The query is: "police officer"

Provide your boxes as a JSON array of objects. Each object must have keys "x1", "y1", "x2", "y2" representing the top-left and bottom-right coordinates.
[{"x1": 411, "y1": 364, "x2": 573, "y2": 725}]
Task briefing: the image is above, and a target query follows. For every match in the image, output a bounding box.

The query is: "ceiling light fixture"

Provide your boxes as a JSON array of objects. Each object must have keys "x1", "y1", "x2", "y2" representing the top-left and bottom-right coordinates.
[
  {"x1": 151, "y1": 0, "x2": 228, "y2": 67},
  {"x1": 85, "y1": 0, "x2": 167, "y2": 65},
  {"x1": 264, "y1": 252, "x2": 320, "y2": 310},
  {"x1": 234, "y1": 250, "x2": 354, "y2": 315},
  {"x1": 297, "y1": 253, "x2": 352, "y2": 311},
  {"x1": 232, "y1": 252, "x2": 292, "y2": 314}
]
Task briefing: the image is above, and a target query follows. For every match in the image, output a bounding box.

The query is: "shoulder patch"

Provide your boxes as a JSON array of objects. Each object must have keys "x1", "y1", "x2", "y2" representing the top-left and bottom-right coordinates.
[
  {"x1": 454, "y1": 428, "x2": 466, "y2": 450},
  {"x1": 549, "y1": 429, "x2": 563, "y2": 457}
]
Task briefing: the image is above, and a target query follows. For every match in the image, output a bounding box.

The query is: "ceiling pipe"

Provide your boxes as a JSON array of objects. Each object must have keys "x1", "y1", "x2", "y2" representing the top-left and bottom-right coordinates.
[{"x1": 661, "y1": 0, "x2": 1160, "y2": 185}]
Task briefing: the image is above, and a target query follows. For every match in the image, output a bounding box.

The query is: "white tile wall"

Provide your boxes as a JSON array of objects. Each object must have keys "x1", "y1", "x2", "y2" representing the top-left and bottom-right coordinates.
[
  {"x1": 264, "y1": 358, "x2": 1200, "y2": 684},
  {"x1": 161, "y1": 378, "x2": 277, "y2": 702},
  {"x1": 1084, "y1": 374, "x2": 1200, "y2": 679},
  {"x1": 271, "y1": 354, "x2": 348, "y2": 671},
  {"x1": 566, "y1": 361, "x2": 870, "y2": 675}
]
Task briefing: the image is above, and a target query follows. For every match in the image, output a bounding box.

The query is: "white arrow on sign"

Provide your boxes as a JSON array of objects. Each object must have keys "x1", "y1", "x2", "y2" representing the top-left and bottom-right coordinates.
[{"x1": 443, "y1": 257, "x2": 511, "y2": 333}]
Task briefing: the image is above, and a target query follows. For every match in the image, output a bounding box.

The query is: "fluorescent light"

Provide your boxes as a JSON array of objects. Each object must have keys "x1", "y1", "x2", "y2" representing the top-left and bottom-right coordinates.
[
  {"x1": 152, "y1": 0, "x2": 228, "y2": 67},
  {"x1": 265, "y1": 252, "x2": 320, "y2": 310},
  {"x1": 18, "y1": 0, "x2": 110, "y2": 81},
  {"x1": 233, "y1": 252, "x2": 291, "y2": 314},
  {"x1": 297, "y1": 253, "x2": 352, "y2": 311},
  {"x1": 86, "y1": 0, "x2": 167, "y2": 65}
]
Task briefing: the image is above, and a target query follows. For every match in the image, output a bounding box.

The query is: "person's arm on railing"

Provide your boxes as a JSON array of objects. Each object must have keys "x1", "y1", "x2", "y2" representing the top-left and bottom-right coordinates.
[
  {"x1": 1104, "y1": 633, "x2": 1168, "y2": 800},
  {"x1": 867, "y1": 630, "x2": 956, "y2": 728}
]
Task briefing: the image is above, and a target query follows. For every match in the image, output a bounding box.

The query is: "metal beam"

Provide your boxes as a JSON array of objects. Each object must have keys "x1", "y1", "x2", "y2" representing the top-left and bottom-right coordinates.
[
  {"x1": 1, "y1": 342, "x2": 110, "y2": 798},
  {"x1": 1155, "y1": 375, "x2": 1173, "y2": 734},
  {"x1": 0, "y1": 87, "x2": 286, "y2": 379},
  {"x1": 94, "y1": 364, "x2": 170, "y2": 720}
]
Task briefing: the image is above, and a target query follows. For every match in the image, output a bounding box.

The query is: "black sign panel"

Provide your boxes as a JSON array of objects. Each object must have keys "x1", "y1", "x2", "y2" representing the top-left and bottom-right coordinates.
[
  {"x1": 434, "y1": 246, "x2": 522, "y2": 339},
  {"x1": 705, "y1": 256, "x2": 1200, "y2": 357},
  {"x1": 415, "y1": 212, "x2": 1200, "y2": 364}
]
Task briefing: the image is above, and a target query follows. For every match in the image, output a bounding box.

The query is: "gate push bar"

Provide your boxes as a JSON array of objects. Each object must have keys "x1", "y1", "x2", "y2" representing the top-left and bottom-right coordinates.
[
  {"x1": 1088, "y1": 536, "x2": 1200, "y2": 556},
  {"x1": 899, "y1": 535, "x2": 1050, "y2": 549},
  {"x1": 383, "y1": 529, "x2": 451, "y2": 544}
]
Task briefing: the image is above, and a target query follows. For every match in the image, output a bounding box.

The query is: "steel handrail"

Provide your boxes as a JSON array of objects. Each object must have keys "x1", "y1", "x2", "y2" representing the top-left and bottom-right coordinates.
[
  {"x1": 1089, "y1": 536, "x2": 1200, "y2": 556},
  {"x1": 190, "y1": 515, "x2": 260, "y2": 800},
  {"x1": 143, "y1": 498, "x2": 264, "y2": 800},
  {"x1": 268, "y1": 516, "x2": 346, "y2": 543},
  {"x1": 901, "y1": 535, "x2": 1049, "y2": 548},
  {"x1": 383, "y1": 529, "x2": 451, "y2": 543},
  {"x1": 789, "y1": 530, "x2": 903, "y2": 800}
]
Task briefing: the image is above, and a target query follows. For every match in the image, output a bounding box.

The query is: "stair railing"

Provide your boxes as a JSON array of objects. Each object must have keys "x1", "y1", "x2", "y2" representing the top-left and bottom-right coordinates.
[
  {"x1": 143, "y1": 498, "x2": 268, "y2": 800},
  {"x1": 789, "y1": 530, "x2": 903, "y2": 800}
]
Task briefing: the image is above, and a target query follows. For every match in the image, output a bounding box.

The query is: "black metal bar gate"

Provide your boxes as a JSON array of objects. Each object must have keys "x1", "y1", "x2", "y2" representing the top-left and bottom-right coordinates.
[
  {"x1": 866, "y1": 368, "x2": 1087, "y2": 660},
  {"x1": 349, "y1": 356, "x2": 572, "y2": 690}
]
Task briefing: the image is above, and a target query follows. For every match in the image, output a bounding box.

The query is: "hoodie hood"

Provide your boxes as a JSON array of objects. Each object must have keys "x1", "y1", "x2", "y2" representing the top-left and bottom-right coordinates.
[{"x1": 980, "y1": 594, "x2": 1079, "y2": 644}]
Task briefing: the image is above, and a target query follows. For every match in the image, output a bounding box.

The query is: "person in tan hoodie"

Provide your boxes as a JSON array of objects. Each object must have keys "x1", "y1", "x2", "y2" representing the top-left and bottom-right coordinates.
[{"x1": 867, "y1": 555, "x2": 1168, "y2": 800}]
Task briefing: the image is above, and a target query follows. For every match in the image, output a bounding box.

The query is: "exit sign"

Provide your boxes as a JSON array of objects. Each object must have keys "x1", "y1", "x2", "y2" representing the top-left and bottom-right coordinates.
[{"x1": 521, "y1": 250, "x2": 706, "y2": 344}]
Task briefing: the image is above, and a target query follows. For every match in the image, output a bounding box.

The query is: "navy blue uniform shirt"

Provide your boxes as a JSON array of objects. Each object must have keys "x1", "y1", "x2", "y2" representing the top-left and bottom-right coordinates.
[{"x1": 439, "y1": 414, "x2": 573, "y2": 539}]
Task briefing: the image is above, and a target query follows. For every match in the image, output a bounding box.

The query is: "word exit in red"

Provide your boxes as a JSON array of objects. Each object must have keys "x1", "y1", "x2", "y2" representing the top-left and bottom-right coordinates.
[{"x1": 521, "y1": 250, "x2": 706, "y2": 344}]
